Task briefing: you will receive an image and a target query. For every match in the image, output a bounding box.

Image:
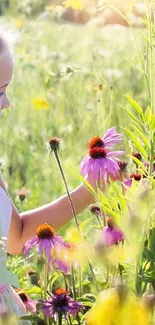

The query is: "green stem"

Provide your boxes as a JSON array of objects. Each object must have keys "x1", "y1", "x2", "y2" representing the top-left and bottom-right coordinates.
[
  {"x1": 43, "y1": 258, "x2": 49, "y2": 325},
  {"x1": 68, "y1": 315, "x2": 73, "y2": 325},
  {"x1": 78, "y1": 265, "x2": 82, "y2": 297},
  {"x1": 62, "y1": 272, "x2": 68, "y2": 292},
  {"x1": 88, "y1": 261, "x2": 99, "y2": 293},
  {"x1": 149, "y1": 141, "x2": 154, "y2": 177},
  {"x1": 58, "y1": 313, "x2": 62, "y2": 325},
  {"x1": 135, "y1": 208, "x2": 154, "y2": 294},
  {"x1": 118, "y1": 263, "x2": 123, "y2": 285},
  {"x1": 71, "y1": 264, "x2": 76, "y2": 299},
  {"x1": 146, "y1": 0, "x2": 155, "y2": 114},
  {"x1": 54, "y1": 150, "x2": 81, "y2": 234}
]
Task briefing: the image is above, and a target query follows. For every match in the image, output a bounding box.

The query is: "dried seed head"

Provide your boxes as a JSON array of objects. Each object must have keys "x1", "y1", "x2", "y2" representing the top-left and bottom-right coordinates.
[
  {"x1": 14, "y1": 189, "x2": 30, "y2": 202},
  {"x1": 48, "y1": 137, "x2": 61, "y2": 152},
  {"x1": 90, "y1": 205, "x2": 102, "y2": 216},
  {"x1": 117, "y1": 160, "x2": 128, "y2": 171}
]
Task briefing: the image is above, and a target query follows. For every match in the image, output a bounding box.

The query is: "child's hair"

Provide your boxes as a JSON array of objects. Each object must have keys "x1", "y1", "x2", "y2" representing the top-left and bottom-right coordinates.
[{"x1": 0, "y1": 22, "x2": 16, "y2": 62}]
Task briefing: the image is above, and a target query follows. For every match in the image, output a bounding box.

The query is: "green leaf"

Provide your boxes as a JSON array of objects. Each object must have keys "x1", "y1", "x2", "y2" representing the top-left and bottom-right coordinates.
[
  {"x1": 82, "y1": 280, "x2": 92, "y2": 286},
  {"x1": 122, "y1": 106, "x2": 143, "y2": 126},
  {"x1": 140, "y1": 31, "x2": 149, "y2": 44},
  {"x1": 150, "y1": 228, "x2": 155, "y2": 255},
  {"x1": 131, "y1": 125, "x2": 150, "y2": 149},
  {"x1": 24, "y1": 287, "x2": 42, "y2": 294},
  {"x1": 81, "y1": 301, "x2": 93, "y2": 307},
  {"x1": 20, "y1": 315, "x2": 44, "y2": 322},
  {"x1": 48, "y1": 273, "x2": 60, "y2": 287},
  {"x1": 124, "y1": 128, "x2": 148, "y2": 159},
  {"x1": 69, "y1": 167, "x2": 98, "y2": 200},
  {"x1": 150, "y1": 114, "x2": 155, "y2": 130},
  {"x1": 80, "y1": 218, "x2": 93, "y2": 230},
  {"x1": 145, "y1": 106, "x2": 152, "y2": 125},
  {"x1": 111, "y1": 183, "x2": 127, "y2": 213},
  {"x1": 125, "y1": 96, "x2": 144, "y2": 117},
  {"x1": 130, "y1": 155, "x2": 147, "y2": 174}
]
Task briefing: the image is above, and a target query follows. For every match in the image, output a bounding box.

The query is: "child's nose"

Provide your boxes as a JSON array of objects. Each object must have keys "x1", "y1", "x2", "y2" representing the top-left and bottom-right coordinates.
[{"x1": 3, "y1": 95, "x2": 10, "y2": 108}]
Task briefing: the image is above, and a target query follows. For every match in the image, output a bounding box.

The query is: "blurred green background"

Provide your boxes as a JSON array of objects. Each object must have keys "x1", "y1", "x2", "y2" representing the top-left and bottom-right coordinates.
[{"x1": 0, "y1": 0, "x2": 147, "y2": 223}]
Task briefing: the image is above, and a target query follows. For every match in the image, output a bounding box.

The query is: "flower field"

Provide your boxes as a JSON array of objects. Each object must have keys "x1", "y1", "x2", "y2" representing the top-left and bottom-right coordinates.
[{"x1": 1, "y1": 0, "x2": 155, "y2": 324}]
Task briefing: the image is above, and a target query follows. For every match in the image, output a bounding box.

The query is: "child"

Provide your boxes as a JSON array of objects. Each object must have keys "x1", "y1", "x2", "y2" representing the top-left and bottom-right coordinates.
[{"x1": 0, "y1": 29, "x2": 95, "y2": 322}]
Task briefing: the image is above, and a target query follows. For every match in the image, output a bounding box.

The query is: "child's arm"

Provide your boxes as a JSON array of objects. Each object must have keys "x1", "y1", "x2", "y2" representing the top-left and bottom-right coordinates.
[{"x1": 0, "y1": 175, "x2": 94, "y2": 255}]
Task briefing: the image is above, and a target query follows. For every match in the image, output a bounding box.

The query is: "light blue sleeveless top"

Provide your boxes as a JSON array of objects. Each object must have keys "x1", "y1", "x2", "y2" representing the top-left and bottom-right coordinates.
[{"x1": 0, "y1": 186, "x2": 19, "y2": 287}]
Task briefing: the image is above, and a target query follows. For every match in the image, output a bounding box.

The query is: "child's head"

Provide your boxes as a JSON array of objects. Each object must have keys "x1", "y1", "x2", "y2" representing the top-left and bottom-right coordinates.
[{"x1": 0, "y1": 30, "x2": 14, "y2": 115}]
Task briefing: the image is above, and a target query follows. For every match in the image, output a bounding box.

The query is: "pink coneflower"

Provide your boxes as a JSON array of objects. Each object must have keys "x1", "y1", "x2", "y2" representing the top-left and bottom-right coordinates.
[
  {"x1": 23, "y1": 224, "x2": 67, "y2": 272},
  {"x1": 124, "y1": 173, "x2": 142, "y2": 188},
  {"x1": 81, "y1": 128, "x2": 124, "y2": 182},
  {"x1": 81, "y1": 146, "x2": 124, "y2": 182},
  {"x1": 102, "y1": 218, "x2": 124, "y2": 246},
  {"x1": 18, "y1": 292, "x2": 36, "y2": 313},
  {"x1": 41, "y1": 288, "x2": 83, "y2": 321}
]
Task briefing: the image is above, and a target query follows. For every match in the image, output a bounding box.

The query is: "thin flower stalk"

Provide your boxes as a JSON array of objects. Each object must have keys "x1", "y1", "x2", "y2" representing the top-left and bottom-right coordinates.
[{"x1": 51, "y1": 143, "x2": 81, "y2": 234}]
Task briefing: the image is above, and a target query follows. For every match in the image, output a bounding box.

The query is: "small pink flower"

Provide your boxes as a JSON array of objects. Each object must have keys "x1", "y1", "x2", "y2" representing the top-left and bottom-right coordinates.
[
  {"x1": 123, "y1": 174, "x2": 142, "y2": 189},
  {"x1": 23, "y1": 224, "x2": 67, "y2": 272},
  {"x1": 102, "y1": 218, "x2": 124, "y2": 246},
  {"x1": 18, "y1": 292, "x2": 36, "y2": 313}
]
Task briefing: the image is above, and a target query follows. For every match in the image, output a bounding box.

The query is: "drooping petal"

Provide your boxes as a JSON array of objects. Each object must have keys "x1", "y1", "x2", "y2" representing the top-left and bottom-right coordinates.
[
  {"x1": 80, "y1": 155, "x2": 91, "y2": 176},
  {"x1": 23, "y1": 237, "x2": 39, "y2": 256},
  {"x1": 123, "y1": 179, "x2": 132, "y2": 188},
  {"x1": 102, "y1": 226, "x2": 124, "y2": 246},
  {"x1": 24, "y1": 299, "x2": 37, "y2": 313},
  {"x1": 103, "y1": 127, "x2": 123, "y2": 147},
  {"x1": 53, "y1": 235, "x2": 66, "y2": 247},
  {"x1": 54, "y1": 258, "x2": 70, "y2": 273}
]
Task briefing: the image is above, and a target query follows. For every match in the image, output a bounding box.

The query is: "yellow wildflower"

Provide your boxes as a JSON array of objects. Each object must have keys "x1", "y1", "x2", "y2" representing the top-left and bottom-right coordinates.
[
  {"x1": 32, "y1": 98, "x2": 50, "y2": 110},
  {"x1": 86, "y1": 289, "x2": 151, "y2": 325}
]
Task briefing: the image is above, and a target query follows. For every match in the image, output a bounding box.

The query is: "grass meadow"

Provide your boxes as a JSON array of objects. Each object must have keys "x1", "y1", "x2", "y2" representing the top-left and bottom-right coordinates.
[
  {"x1": 1, "y1": 19, "x2": 145, "y2": 208},
  {"x1": 1, "y1": 10, "x2": 155, "y2": 324}
]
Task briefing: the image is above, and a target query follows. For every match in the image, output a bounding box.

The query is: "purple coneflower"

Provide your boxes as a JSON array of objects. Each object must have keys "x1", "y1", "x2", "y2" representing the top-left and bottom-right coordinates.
[
  {"x1": 23, "y1": 224, "x2": 67, "y2": 272},
  {"x1": 81, "y1": 146, "x2": 124, "y2": 182},
  {"x1": 102, "y1": 218, "x2": 124, "y2": 246},
  {"x1": 81, "y1": 128, "x2": 124, "y2": 182},
  {"x1": 41, "y1": 288, "x2": 83, "y2": 321},
  {"x1": 18, "y1": 292, "x2": 36, "y2": 313}
]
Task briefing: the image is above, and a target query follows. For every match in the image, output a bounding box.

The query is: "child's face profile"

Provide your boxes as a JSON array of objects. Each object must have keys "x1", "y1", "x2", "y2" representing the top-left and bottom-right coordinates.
[{"x1": 0, "y1": 49, "x2": 13, "y2": 115}]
